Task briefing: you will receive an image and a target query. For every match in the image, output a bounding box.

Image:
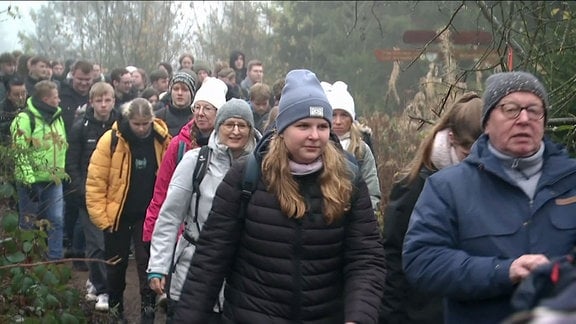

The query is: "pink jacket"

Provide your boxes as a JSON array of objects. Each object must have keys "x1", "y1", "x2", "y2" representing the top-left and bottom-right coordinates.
[{"x1": 143, "y1": 119, "x2": 200, "y2": 242}]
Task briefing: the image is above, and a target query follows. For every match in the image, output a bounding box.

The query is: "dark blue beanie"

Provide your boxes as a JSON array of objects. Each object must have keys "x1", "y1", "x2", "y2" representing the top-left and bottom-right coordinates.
[{"x1": 276, "y1": 69, "x2": 332, "y2": 134}]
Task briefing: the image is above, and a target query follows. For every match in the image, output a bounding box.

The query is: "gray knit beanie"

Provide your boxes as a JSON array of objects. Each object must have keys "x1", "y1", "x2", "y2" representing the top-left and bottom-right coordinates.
[
  {"x1": 482, "y1": 71, "x2": 549, "y2": 127},
  {"x1": 215, "y1": 98, "x2": 255, "y2": 134},
  {"x1": 276, "y1": 69, "x2": 332, "y2": 134}
]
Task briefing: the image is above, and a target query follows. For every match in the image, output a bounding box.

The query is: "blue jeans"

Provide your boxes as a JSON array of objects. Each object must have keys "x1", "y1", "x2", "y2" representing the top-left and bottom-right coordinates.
[{"x1": 17, "y1": 182, "x2": 64, "y2": 260}]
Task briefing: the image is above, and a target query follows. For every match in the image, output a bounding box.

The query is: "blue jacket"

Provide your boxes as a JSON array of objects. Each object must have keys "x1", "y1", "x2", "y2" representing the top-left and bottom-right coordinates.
[{"x1": 403, "y1": 134, "x2": 576, "y2": 324}]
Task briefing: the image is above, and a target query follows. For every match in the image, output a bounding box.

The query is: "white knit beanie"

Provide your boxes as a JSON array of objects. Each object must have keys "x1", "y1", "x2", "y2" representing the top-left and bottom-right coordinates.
[
  {"x1": 192, "y1": 77, "x2": 228, "y2": 109},
  {"x1": 321, "y1": 81, "x2": 355, "y2": 120}
]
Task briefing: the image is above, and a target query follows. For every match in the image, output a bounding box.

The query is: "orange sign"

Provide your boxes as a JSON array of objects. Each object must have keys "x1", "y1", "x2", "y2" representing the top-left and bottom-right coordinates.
[
  {"x1": 374, "y1": 48, "x2": 501, "y2": 63},
  {"x1": 452, "y1": 49, "x2": 501, "y2": 63},
  {"x1": 374, "y1": 49, "x2": 421, "y2": 62},
  {"x1": 403, "y1": 30, "x2": 493, "y2": 45}
]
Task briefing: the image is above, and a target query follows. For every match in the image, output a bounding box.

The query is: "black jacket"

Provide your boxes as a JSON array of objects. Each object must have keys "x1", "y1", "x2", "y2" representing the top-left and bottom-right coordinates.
[
  {"x1": 114, "y1": 89, "x2": 137, "y2": 111},
  {"x1": 65, "y1": 106, "x2": 118, "y2": 204},
  {"x1": 174, "y1": 135, "x2": 386, "y2": 324},
  {"x1": 225, "y1": 82, "x2": 242, "y2": 101},
  {"x1": 24, "y1": 75, "x2": 41, "y2": 97},
  {"x1": 0, "y1": 99, "x2": 22, "y2": 144},
  {"x1": 155, "y1": 102, "x2": 192, "y2": 136},
  {"x1": 379, "y1": 167, "x2": 443, "y2": 324},
  {"x1": 59, "y1": 81, "x2": 89, "y2": 135}
]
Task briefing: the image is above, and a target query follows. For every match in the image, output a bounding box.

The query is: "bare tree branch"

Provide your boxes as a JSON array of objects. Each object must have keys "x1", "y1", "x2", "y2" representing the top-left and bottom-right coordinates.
[{"x1": 476, "y1": 0, "x2": 526, "y2": 60}]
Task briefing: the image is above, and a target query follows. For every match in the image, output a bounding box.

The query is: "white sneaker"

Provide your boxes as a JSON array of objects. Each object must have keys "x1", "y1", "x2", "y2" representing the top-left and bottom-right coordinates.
[
  {"x1": 157, "y1": 293, "x2": 167, "y2": 307},
  {"x1": 95, "y1": 293, "x2": 109, "y2": 311},
  {"x1": 85, "y1": 279, "x2": 97, "y2": 301}
]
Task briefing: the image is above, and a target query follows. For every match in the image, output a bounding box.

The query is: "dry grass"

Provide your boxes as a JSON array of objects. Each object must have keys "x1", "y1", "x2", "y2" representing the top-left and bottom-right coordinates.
[
  {"x1": 365, "y1": 29, "x2": 480, "y2": 230},
  {"x1": 361, "y1": 112, "x2": 425, "y2": 230}
]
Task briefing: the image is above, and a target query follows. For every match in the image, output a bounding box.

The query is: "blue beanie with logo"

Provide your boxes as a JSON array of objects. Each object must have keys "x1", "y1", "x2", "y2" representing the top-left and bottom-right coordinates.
[{"x1": 275, "y1": 69, "x2": 332, "y2": 134}]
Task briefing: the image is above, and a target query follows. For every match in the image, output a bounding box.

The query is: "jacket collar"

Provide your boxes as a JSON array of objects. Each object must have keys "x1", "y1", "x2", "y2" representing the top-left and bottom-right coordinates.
[{"x1": 466, "y1": 134, "x2": 576, "y2": 187}]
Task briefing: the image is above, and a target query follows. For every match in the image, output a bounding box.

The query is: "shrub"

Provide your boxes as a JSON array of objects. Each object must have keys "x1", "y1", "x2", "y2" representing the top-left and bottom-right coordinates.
[
  {"x1": 0, "y1": 136, "x2": 90, "y2": 322},
  {"x1": 0, "y1": 208, "x2": 88, "y2": 322}
]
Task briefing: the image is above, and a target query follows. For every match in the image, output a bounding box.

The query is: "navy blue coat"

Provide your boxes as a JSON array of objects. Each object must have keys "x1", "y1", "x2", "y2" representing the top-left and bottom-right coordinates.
[{"x1": 403, "y1": 134, "x2": 576, "y2": 324}]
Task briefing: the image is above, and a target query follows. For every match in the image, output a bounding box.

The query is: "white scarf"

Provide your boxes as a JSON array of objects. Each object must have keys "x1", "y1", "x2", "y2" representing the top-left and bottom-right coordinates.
[
  {"x1": 430, "y1": 128, "x2": 460, "y2": 170},
  {"x1": 338, "y1": 132, "x2": 351, "y2": 151}
]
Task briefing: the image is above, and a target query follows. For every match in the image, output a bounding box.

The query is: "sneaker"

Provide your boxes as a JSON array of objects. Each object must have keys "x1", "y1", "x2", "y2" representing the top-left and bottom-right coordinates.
[
  {"x1": 85, "y1": 279, "x2": 97, "y2": 301},
  {"x1": 157, "y1": 293, "x2": 168, "y2": 313},
  {"x1": 157, "y1": 293, "x2": 167, "y2": 306},
  {"x1": 95, "y1": 293, "x2": 109, "y2": 311}
]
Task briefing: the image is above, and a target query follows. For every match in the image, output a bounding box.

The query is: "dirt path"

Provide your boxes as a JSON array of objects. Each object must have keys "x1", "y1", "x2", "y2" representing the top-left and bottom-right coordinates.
[{"x1": 70, "y1": 259, "x2": 167, "y2": 323}]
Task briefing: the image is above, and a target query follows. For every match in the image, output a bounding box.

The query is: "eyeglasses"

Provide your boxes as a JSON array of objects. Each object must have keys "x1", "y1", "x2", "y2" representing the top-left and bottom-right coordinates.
[
  {"x1": 497, "y1": 102, "x2": 545, "y2": 120},
  {"x1": 193, "y1": 104, "x2": 217, "y2": 114},
  {"x1": 221, "y1": 121, "x2": 250, "y2": 132}
]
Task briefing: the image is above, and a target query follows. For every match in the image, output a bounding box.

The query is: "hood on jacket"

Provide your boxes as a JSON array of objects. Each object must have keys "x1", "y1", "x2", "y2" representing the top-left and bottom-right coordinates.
[
  {"x1": 357, "y1": 122, "x2": 373, "y2": 137},
  {"x1": 111, "y1": 117, "x2": 170, "y2": 144},
  {"x1": 29, "y1": 96, "x2": 62, "y2": 124},
  {"x1": 466, "y1": 134, "x2": 573, "y2": 179}
]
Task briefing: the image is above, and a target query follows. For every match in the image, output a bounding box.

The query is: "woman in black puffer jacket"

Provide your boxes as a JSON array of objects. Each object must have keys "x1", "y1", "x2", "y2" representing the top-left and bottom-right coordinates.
[{"x1": 174, "y1": 69, "x2": 386, "y2": 324}]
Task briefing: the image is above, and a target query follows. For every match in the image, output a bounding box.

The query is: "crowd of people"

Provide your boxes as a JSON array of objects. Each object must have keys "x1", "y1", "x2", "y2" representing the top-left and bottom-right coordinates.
[{"x1": 1, "y1": 46, "x2": 575, "y2": 324}]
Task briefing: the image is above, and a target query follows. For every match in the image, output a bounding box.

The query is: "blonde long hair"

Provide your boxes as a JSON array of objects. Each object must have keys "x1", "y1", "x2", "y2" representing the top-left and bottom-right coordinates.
[
  {"x1": 346, "y1": 122, "x2": 366, "y2": 160},
  {"x1": 262, "y1": 135, "x2": 353, "y2": 223}
]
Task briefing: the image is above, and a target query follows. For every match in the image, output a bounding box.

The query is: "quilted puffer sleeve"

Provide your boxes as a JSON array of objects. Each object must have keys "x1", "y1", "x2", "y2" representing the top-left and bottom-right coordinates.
[
  {"x1": 343, "y1": 176, "x2": 387, "y2": 323},
  {"x1": 86, "y1": 130, "x2": 114, "y2": 230},
  {"x1": 173, "y1": 159, "x2": 247, "y2": 322}
]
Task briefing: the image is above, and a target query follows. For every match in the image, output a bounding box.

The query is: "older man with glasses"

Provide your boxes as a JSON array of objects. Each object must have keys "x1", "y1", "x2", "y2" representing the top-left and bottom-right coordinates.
[{"x1": 402, "y1": 71, "x2": 576, "y2": 324}]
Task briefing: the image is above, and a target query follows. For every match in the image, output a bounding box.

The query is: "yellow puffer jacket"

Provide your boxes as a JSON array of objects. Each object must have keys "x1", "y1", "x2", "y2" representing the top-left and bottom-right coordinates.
[{"x1": 86, "y1": 118, "x2": 171, "y2": 231}]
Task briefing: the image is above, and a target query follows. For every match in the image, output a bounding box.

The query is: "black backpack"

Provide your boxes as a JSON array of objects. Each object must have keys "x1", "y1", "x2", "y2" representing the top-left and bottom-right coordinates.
[
  {"x1": 23, "y1": 109, "x2": 36, "y2": 134},
  {"x1": 166, "y1": 149, "x2": 259, "y2": 303},
  {"x1": 185, "y1": 148, "x2": 259, "y2": 241}
]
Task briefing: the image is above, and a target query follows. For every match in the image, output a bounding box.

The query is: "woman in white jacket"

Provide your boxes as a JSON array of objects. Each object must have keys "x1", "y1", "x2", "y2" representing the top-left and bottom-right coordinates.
[
  {"x1": 146, "y1": 98, "x2": 260, "y2": 322},
  {"x1": 322, "y1": 81, "x2": 381, "y2": 210}
]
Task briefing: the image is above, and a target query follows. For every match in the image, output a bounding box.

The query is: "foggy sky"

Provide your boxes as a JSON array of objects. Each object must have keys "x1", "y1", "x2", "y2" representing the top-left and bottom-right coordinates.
[{"x1": 0, "y1": 1, "x2": 45, "y2": 53}]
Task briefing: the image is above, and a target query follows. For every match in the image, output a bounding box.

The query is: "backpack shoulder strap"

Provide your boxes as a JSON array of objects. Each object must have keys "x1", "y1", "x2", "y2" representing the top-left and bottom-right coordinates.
[
  {"x1": 191, "y1": 145, "x2": 212, "y2": 225},
  {"x1": 177, "y1": 140, "x2": 187, "y2": 164},
  {"x1": 239, "y1": 153, "x2": 260, "y2": 221},
  {"x1": 192, "y1": 145, "x2": 212, "y2": 195},
  {"x1": 23, "y1": 108, "x2": 36, "y2": 134}
]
